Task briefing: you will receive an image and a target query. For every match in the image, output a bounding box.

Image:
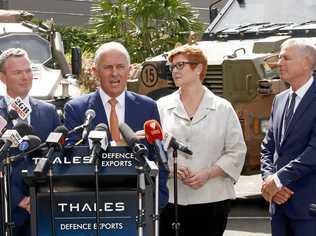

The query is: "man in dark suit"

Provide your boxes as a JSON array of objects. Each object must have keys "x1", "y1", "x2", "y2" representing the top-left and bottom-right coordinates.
[
  {"x1": 0, "y1": 48, "x2": 60, "y2": 236},
  {"x1": 64, "y1": 42, "x2": 168, "y2": 209},
  {"x1": 261, "y1": 38, "x2": 316, "y2": 235}
]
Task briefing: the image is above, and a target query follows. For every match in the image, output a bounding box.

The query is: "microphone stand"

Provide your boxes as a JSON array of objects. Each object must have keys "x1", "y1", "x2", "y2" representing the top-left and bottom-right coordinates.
[
  {"x1": 172, "y1": 149, "x2": 180, "y2": 236},
  {"x1": 47, "y1": 155, "x2": 57, "y2": 236},
  {"x1": 0, "y1": 169, "x2": 6, "y2": 236},
  {"x1": 93, "y1": 147, "x2": 101, "y2": 236},
  {"x1": 1, "y1": 153, "x2": 15, "y2": 236},
  {"x1": 154, "y1": 165, "x2": 159, "y2": 236},
  {"x1": 135, "y1": 164, "x2": 146, "y2": 236}
]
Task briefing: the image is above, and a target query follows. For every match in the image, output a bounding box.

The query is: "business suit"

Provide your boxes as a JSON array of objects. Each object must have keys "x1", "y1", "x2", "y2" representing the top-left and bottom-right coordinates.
[
  {"x1": 0, "y1": 96, "x2": 60, "y2": 236},
  {"x1": 261, "y1": 78, "x2": 316, "y2": 235},
  {"x1": 64, "y1": 89, "x2": 169, "y2": 208}
]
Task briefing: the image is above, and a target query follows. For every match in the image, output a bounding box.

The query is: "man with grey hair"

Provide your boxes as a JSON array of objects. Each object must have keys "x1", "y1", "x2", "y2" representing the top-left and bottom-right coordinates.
[
  {"x1": 261, "y1": 38, "x2": 316, "y2": 235},
  {"x1": 0, "y1": 48, "x2": 60, "y2": 236},
  {"x1": 64, "y1": 42, "x2": 168, "y2": 208}
]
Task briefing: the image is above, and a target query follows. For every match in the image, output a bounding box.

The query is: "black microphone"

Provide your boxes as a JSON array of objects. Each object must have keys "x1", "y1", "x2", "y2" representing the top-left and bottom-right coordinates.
[
  {"x1": 163, "y1": 133, "x2": 193, "y2": 155},
  {"x1": 119, "y1": 123, "x2": 158, "y2": 176},
  {"x1": 9, "y1": 135, "x2": 42, "y2": 163},
  {"x1": 8, "y1": 109, "x2": 19, "y2": 121},
  {"x1": 0, "y1": 123, "x2": 33, "y2": 159},
  {"x1": 33, "y1": 126, "x2": 69, "y2": 176},
  {"x1": 88, "y1": 123, "x2": 108, "y2": 164},
  {"x1": 81, "y1": 109, "x2": 96, "y2": 140}
]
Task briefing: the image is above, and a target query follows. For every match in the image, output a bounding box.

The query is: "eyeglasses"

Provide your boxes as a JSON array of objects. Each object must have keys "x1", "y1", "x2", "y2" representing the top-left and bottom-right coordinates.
[{"x1": 168, "y1": 61, "x2": 198, "y2": 72}]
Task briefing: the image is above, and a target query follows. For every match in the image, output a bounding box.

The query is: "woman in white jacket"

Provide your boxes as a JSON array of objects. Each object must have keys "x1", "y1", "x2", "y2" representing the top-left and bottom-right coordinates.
[{"x1": 158, "y1": 45, "x2": 247, "y2": 236}]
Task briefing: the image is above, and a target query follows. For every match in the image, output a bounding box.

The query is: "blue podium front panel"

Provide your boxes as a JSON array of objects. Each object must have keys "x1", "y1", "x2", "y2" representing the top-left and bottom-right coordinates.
[{"x1": 24, "y1": 146, "x2": 154, "y2": 236}]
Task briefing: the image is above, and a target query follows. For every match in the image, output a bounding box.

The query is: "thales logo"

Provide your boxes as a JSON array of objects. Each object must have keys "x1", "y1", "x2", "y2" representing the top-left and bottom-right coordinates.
[{"x1": 57, "y1": 202, "x2": 125, "y2": 213}]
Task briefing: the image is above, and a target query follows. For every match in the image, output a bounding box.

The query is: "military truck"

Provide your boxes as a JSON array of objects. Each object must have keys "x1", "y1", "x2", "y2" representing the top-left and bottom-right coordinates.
[
  {"x1": 0, "y1": 10, "x2": 81, "y2": 111},
  {"x1": 134, "y1": 0, "x2": 316, "y2": 174}
]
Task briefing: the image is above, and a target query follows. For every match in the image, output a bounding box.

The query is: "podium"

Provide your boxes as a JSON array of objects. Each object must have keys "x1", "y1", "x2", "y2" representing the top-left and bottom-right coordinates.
[{"x1": 23, "y1": 146, "x2": 154, "y2": 236}]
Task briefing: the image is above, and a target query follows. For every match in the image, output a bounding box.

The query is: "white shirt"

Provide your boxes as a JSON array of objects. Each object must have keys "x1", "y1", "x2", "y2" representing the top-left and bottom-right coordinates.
[
  {"x1": 157, "y1": 86, "x2": 246, "y2": 205},
  {"x1": 5, "y1": 95, "x2": 31, "y2": 125},
  {"x1": 98, "y1": 88, "x2": 125, "y2": 130}
]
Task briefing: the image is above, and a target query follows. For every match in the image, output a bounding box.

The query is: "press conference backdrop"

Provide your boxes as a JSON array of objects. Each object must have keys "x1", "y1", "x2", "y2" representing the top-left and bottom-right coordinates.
[{"x1": 24, "y1": 146, "x2": 154, "y2": 236}]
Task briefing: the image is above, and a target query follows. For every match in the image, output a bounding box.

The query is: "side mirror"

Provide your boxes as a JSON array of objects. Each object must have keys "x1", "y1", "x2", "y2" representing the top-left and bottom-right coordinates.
[{"x1": 71, "y1": 47, "x2": 82, "y2": 77}]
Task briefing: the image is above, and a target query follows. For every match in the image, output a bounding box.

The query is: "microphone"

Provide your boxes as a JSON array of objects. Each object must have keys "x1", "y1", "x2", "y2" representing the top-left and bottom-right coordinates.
[
  {"x1": 163, "y1": 132, "x2": 193, "y2": 155},
  {"x1": 33, "y1": 126, "x2": 69, "y2": 176},
  {"x1": 0, "y1": 123, "x2": 33, "y2": 159},
  {"x1": 81, "y1": 109, "x2": 96, "y2": 140},
  {"x1": 88, "y1": 123, "x2": 108, "y2": 163},
  {"x1": 144, "y1": 120, "x2": 170, "y2": 173},
  {"x1": 9, "y1": 135, "x2": 42, "y2": 163},
  {"x1": 0, "y1": 115, "x2": 8, "y2": 136},
  {"x1": 9, "y1": 96, "x2": 32, "y2": 121},
  {"x1": 8, "y1": 109, "x2": 19, "y2": 121},
  {"x1": 119, "y1": 123, "x2": 158, "y2": 176}
]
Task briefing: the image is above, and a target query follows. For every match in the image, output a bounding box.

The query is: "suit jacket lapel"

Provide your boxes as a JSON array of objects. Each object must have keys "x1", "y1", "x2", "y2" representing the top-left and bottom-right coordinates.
[
  {"x1": 29, "y1": 97, "x2": 39, "y2": 127},
  {"x1": 89, "y1": 90, "x2": 109, "y2": 128},
  {"x1": 275, "y1": 92, "x2": 289, "y2": 150},
  {"x1": 282, "y1": 79, "x2": 316, "y2": 145},
  {"x1": 125, "y1": 91, "x2": 137, "y2": 127}
]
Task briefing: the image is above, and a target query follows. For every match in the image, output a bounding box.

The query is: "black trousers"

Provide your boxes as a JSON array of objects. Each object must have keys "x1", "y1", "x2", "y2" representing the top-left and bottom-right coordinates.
[{"x1": 160, "y1": 200, "x2": 231, "y2": 236}]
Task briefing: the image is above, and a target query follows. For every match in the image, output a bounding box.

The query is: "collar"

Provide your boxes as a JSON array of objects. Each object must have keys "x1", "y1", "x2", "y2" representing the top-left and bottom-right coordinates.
[
  {"x1": 165, "y1": 86, "x2": 217, "y2": 121},
  {"x1": 99, "y1": 88, "x2": 126, "y2": 108},
  {"x1": 290, "y1": 76, "x2": 313, "y2": 99},
  {"x1": 5, "y1": 95, "x2": 31, "y2": 108}
]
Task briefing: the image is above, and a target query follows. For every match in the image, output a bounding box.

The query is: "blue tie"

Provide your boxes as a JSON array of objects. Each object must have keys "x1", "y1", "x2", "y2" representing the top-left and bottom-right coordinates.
[{"x1": 284, "y1": 93, "x2": 297, "y2": 131}]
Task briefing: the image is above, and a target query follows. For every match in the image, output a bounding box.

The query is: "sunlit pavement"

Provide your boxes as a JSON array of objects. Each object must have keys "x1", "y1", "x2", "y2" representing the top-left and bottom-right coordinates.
[{"x1": 224, "y1": 175, "x2": 271, "y2": 236}]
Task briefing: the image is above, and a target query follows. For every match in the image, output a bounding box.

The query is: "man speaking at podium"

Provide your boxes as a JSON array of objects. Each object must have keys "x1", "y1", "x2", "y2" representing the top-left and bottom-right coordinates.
[
  {"x1": 0, "y1": 48, "x2": 60, "y2": 236},
  {"x1": 64, "y1": 41, "x2": 168, "y2": 208}
]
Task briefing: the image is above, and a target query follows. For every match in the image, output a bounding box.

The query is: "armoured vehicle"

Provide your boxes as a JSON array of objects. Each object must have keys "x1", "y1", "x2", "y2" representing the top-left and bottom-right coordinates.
[
  {"x1": 134, "y1": 0, "x2": 316, "y2": 174},
  {"x1": 0, "y1": 10, "x2": 81, "y2": 110}
]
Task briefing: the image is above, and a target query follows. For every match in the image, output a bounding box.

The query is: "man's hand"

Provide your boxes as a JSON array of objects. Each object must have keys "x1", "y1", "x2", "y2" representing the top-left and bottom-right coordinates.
[
  {"x1": 18, "y1": 196, "x2": 30, "y2": 213},
  {"x1": 135, "y1": 130, "x2": 145, "y2": 140},
  {"x1": 261, "y1": 175, "x2": 279, "y2": 202},
  {"x1": 272, "y1": 187, "x2": 294, "y2": 205},
  {"x1": 182, "y1": 169, "x2": 210, "y2": 189}
]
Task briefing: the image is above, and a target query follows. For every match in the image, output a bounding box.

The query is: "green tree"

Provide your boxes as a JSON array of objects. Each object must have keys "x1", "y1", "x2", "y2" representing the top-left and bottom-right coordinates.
[{"x1": 89, "y1": 0, "x2": 203, "y2": 62}]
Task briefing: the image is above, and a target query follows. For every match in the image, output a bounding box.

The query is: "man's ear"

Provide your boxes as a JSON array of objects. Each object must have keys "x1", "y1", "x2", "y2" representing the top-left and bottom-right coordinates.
[{"x1": 91, "y1": 66, "x2": 99, "y2": 81}]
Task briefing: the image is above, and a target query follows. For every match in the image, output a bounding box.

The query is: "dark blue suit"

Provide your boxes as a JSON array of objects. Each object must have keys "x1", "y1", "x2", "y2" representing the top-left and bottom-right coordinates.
[
  {"x1": 64, "y1": 90, "x2": 169, "y2": 208},
  {"x1": 261, "y1": 79, "x2": 316, "y2": 235},
  {"x1": 0, "y1": 96, "x2": 60, "y2": 236}
]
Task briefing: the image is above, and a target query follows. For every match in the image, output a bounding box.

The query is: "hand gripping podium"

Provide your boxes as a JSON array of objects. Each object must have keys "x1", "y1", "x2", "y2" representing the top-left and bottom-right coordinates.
[{"x1": 23, "y1": 146, "x2": 154, "y2": 236}]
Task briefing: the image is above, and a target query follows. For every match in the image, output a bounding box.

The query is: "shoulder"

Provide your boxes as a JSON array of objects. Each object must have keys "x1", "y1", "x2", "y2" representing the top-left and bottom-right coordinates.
[
  {"x1": 31, "y1": 98, "x2": 56, "y2": 111},
  {"x1": 204, "y1": 88, "x2": 233, "y2": 111},
  {"x1": 127, "y1": 91, "x2": 157, "y2": 106},
  {"x1": 65, "y1": 91, "x2": 98, "y2": 108},
  {"x1": 157, "y1": 90, "x2": 178, "y2": 108}
]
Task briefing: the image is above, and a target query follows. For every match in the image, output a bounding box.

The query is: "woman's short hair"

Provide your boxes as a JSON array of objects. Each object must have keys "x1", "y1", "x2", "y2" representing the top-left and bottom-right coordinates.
[{"x1": 168, "y1": 45, "x2": 208, "y2": 81}]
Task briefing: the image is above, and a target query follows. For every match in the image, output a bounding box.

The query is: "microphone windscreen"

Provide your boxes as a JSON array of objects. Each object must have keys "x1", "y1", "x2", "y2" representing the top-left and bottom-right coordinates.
[
  {"x1": 53, "y1": 125, "x2": 69, "y2": 145},
  {"x1": 119, "y1": 123, "x2": 138, "y2": 147},
  {"x1": 19, "y1": 135, "x2": 42, "y2": 151},
  {"x1": 14, "y1": 122, "x2": 33, "y2": 137},
  {"x1": 8, "y1": 109, "x2": 19, "y2": 120},
  {"x1": 95, "y1": 123, "x2": 108, "y2": 132},
  {"x1": 85, "y1": 109, "x2": 96, "y2": 119},
  {"x1": 144, "y1": 120, "x2": 163, "y2": 144},
  {"x1": 54, "y1": 125, "x2": 69, "y2": 136}
]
